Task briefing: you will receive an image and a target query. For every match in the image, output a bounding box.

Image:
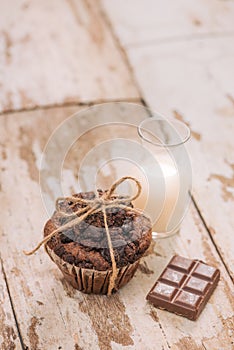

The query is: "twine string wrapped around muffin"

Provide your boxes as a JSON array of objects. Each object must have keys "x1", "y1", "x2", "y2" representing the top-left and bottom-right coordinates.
[{"x1": 24, "y1": 176, "x2": 144, "y2": 295}]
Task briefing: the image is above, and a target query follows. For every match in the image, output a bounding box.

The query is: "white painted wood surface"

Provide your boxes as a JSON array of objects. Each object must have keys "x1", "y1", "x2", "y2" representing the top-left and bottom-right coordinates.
[
  {"x1": 0, "y1": 108, "x2": 233, "y2": 349},
  {"x1": 0, "y1": 260, "x2": 22, "y2": 350},
  {"x1": 0, "y1": 0, "x2": 139, "y2": 113},
  {"x1": 124, "y1": 37, "x2": 234, "y2": 280},
  {"x1": 0, "y1": 0, "x2": 233, "y2": 349},
  {"x1": 101, "y1": 0, "x2": 234, "y2": 47},
  {"x1": 101, "y1": 0, "x2": 234, "y2": 279}
]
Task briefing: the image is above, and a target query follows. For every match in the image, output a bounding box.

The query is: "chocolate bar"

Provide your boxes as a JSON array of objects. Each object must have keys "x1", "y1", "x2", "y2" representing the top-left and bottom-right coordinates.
[{"x1": 146, "y1": 255, "x2": 220, "y2": 320}]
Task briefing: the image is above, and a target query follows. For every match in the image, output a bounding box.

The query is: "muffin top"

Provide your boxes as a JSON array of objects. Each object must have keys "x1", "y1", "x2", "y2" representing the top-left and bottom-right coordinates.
[{"x1": 44, "y1": 191, "x2": 152, "y2": 271}]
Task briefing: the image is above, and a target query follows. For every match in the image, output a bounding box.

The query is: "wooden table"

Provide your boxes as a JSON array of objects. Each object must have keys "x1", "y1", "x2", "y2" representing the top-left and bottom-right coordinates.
[{"x1": 0, "y1": 1, "x2": 233, "y2": 349}]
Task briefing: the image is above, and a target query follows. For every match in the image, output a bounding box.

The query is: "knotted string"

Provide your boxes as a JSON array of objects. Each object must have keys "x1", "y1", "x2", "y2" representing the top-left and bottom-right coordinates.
[{"x1": 24, "y1": 176, "x2": 142, "y2": 295}]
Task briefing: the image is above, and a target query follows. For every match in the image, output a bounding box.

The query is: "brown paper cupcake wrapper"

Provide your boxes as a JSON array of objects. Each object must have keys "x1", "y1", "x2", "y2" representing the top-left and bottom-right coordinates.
[{"x1": 45, "y1": 245, "x2": 140, "y2": 295}]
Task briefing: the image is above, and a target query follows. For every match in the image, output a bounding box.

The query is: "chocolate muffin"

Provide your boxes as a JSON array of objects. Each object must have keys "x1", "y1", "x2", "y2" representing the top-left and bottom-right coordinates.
[{"x1": 44, "y1": 190, "x2": 152, "y2": 295}]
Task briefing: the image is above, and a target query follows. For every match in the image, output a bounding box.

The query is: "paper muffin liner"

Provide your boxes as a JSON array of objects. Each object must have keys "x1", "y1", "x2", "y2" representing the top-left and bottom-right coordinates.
[{"x1": 45, "y1": 245, "x2": 140, "y2": 295}]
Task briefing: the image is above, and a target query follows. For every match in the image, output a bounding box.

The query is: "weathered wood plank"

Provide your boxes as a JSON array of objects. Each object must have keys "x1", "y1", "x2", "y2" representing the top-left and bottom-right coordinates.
[
  {"x1": 0, "y1": 0, "x2": 139, "y2": 113},
  {"x1": 0, "y1": 106, "x2": 169, "y2": 349},
  {"x1": 151, "y1": 204, "x2": 234, "y2": 350},
  {"x1": 0, "y1": 106, "x2": 233, "y2": 349},
  {"x1": 125, "y1": 36, "x2": 234, "y2": 281},
  {"x1": 0, "y1": 259, "x2": 22, "y2": 350},
  {"x1": 101, "y1": 0, "x2": 234, "y2": 47},
  {"x1": 1, "y1": 108, "x2": 166, "y2": 349}
]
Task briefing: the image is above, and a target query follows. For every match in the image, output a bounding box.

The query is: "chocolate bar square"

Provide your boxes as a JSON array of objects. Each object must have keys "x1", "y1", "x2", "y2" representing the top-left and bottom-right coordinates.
[{"x1": 146, "y1": 255, "x2": 220, "y2": 320}]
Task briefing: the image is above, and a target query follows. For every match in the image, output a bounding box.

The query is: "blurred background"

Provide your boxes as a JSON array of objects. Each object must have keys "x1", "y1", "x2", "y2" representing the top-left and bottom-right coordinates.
[{"x1": 1, "y1": 0, "x2": 234, "y2": 113}]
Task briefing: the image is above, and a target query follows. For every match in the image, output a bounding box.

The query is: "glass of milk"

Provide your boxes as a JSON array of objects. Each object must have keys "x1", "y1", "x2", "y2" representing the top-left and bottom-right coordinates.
[
  {"x1": 136, "y1": 116, "x2": 192, "y2": 239},
  {"x1": 43, "y1": 102, "x2": 192, "y2": 240}
]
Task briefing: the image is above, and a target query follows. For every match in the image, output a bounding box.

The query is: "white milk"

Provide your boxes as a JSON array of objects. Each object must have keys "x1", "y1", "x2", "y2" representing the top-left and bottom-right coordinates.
[
  {"x1": 96, "y1": 155, "x2": 183, "y2": 235},
  {"x1": 132, "y1": 154, "x2": 181, "y2": 234}
]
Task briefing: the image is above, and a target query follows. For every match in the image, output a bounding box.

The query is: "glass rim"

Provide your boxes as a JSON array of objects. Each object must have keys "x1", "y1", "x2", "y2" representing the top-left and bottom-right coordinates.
[{"x1": 137, "y1": 116, "x2": 191, "y2": 148}]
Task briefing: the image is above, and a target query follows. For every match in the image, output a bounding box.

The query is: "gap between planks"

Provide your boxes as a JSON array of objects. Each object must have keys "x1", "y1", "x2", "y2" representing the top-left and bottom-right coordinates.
[
  {"x1": 191, "y1": 195, "x2": 234, "y2": 285},
  {"x1": 119, "y1": 31, "x2": 234, "y2": 49},
  {"x1": 0, "y1": 257, "x2": 25, "y2": 350},
  {"x1": 0, "y1": 97, "x2": 142, "y2": 117},
  {"x1": 97, "y1": 0, "x2": 145, "y2": 100}
]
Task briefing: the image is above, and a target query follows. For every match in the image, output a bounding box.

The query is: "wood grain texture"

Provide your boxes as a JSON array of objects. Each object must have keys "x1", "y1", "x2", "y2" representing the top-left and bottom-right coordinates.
[
  {"x1": 0, "y1": 107, "x2": 233, "y2": 349},
  {"x1": 123, "y1": 36, "x2": 234, "y2": 281},
  {"x1": 101, "y1": 0, "x2": 234, "y2": 47},
  {"x1": 0, "y1": 0, "x2": 139, "y2": 113},
  {"x1": 0, "y1": 260, "x2": 22, "y2": 350}
]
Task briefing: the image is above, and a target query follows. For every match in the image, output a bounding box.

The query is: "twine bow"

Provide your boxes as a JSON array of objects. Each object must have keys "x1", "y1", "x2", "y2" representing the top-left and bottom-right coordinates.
[{"x1": 24, "y1": 176, "x2": 142, "y2": 295}]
